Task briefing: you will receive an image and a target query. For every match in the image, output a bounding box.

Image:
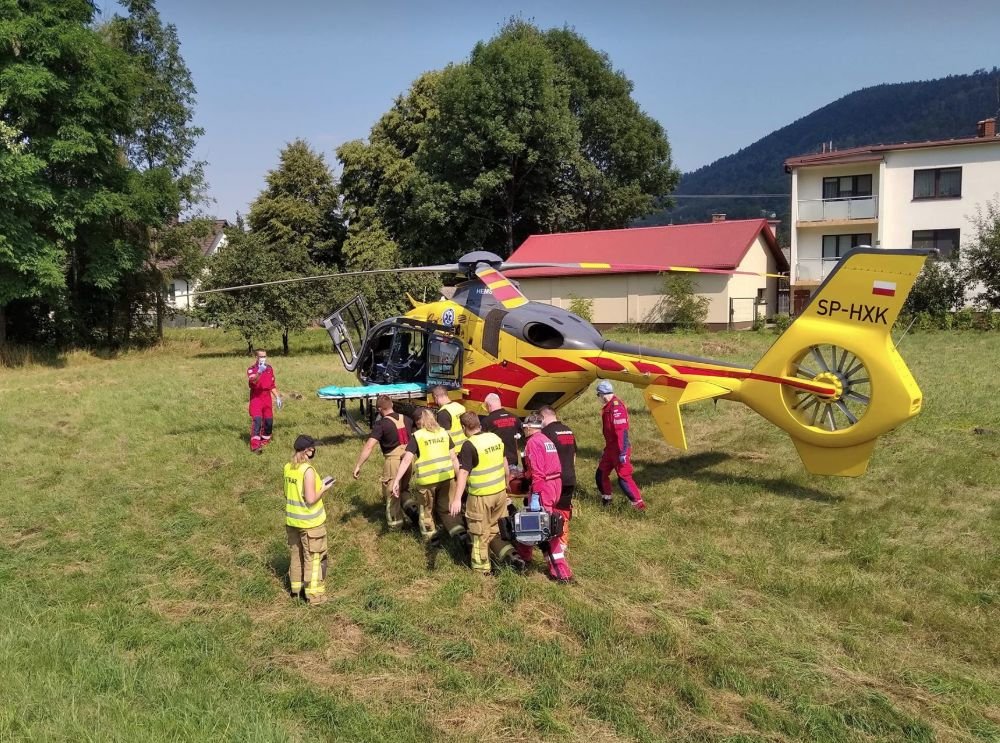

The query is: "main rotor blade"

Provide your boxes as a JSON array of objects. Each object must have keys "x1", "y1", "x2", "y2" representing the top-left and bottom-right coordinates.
[
  {"x1": 502, "y1": 261, "x2": 787, "y2": 279},
  {"x1": 175, "y1": 264, "x2": 462, "y2": 299},
  {"x1": 474, "y1": 265, "x2": 529, "y2": 309}
]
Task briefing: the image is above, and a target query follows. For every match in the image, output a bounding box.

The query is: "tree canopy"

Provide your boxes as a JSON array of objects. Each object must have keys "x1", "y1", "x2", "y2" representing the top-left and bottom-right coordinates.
[
  {"x1": 338, "y1": 20, "x2": 678, "y2": 262},
  {"x1": 0, "y1": 0, "x2": 207, "y2": 347}
]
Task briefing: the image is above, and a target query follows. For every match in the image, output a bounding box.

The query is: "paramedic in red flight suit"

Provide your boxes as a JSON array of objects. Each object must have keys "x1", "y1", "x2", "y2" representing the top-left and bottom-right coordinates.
[
  {"x1": 247, "y1": 349, "x2": 282, "y2": 453},
  {"x1": 516, "y1": 414, "x2": 572, "y2": 582},
  {"x1": 595, "y1": 380, "x2": 645, "y2": 509}
]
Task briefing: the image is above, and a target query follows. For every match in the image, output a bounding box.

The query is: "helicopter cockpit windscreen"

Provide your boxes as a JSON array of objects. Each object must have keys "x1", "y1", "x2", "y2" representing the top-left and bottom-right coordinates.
[{"x1": 360, "y1": 325, "x2": 429, "y2": 386}]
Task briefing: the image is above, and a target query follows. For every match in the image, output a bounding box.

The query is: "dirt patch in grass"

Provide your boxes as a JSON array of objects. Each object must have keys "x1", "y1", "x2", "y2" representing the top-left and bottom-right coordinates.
[
  {"x1": 433, "y1": 700, "x2": 513, "y2": 740},
  {"x1": 520, "y1": 599, "x2": 580, "y2": 649},
  {"x1": 148, "y1": 598, "x2": 204, "y2": 621},
  {"x1": 701, "y1": 340, "x2": 741, "y2": 357},
  {"x1": 2, "y1": 526, "x2": 45, "y2": 549}
]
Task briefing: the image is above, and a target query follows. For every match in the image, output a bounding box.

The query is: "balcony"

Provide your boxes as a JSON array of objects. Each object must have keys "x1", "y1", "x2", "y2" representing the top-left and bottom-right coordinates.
[
  {"x1": 794, "y1": 257, "x2": 842, "y2": 284},
  {"x1": 797, "y1": 195, "x2": 878, "y2": 223}
]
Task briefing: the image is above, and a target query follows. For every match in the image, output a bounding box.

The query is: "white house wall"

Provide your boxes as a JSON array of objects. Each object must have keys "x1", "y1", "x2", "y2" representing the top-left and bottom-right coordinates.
[
  {"x1": 517, "y1": 271, "x2": 735, "y2": 326},
  {"x1": 880, "y1": 141, "x2": 1000, "y2": 250},
  {"x1": 727, "y1": 235, "x2": 778, "y2": 322}
]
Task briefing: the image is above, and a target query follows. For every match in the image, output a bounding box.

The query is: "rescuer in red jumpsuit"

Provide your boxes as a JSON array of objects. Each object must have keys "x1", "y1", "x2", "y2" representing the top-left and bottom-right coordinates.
[
  {"x1": 516, "y1": 413, "x2": 572, "y2": 582},
  {"x1": 595, "y1": 380, "x2": 645, "y2": 509},
  {"x1": 247, "y1": 349, "x2": 282, "y2": 453}
]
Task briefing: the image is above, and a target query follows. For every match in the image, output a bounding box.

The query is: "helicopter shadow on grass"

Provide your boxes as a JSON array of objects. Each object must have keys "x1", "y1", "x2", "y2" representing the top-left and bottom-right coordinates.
[{"x1": 576, "y1": 448, "x2": 841, "y2": 504}]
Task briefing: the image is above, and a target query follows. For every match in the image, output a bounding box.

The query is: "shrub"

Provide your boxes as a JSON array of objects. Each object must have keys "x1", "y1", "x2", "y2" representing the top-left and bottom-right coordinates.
[
  {"x1": 954, "y1": 307, "x2": 975, "y2": 330},
  {"x1": 655, "y1": 274, "x2": 709, "y2": 332},
  {"x1": 773, "y1": 313, "x2": 792, "y2": 333},
  {"x1": 567, "y1": 294, "x2": 594, "y2": 322},
  {"x1": 904, "y1": 260, "x2": 965, "y2": 323}
]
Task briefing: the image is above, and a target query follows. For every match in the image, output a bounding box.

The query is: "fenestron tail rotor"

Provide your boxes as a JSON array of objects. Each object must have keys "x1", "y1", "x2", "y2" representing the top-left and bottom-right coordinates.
[{"x1": 786, "y1": 344, "x2": 872, "y2": 432}]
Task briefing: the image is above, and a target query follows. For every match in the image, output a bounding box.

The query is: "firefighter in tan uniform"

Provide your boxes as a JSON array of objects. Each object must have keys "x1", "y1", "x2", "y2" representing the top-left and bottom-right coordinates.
[
  {"x1": 454, "y1": 412, "x2": 524, "y2": 574},
  {"x1": 284, "y1": 435, "x2": 334, "y2": 604},
  {"x1": 432, "y1": 384, "x2": 467, "y2": 453},
  {"x1": 391, "y1": 407, "x2": 467, "y2": 545},
  {"x1": 352, "y1": 395, "x2": 417, "y2": 531}
]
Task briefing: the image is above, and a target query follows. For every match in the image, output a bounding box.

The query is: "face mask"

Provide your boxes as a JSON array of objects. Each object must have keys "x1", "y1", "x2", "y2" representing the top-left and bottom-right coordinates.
[
  {"x1": 257, "y1": 358, "x2": 267, "y2": 369},
  {"x1": 307, "y1": 450, "x2": 316, "y2": 459}
]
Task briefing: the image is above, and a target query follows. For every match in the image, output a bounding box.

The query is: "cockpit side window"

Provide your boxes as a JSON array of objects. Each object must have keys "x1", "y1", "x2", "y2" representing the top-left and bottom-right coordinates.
[{"x1": 427, "y1": 334, "x2": 463, "y2": 390}]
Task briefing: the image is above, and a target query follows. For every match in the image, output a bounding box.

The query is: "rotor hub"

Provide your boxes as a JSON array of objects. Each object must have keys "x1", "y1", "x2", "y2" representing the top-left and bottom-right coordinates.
[{"x1": 813, "y1": 371, "x2": 844, "y2": 402}]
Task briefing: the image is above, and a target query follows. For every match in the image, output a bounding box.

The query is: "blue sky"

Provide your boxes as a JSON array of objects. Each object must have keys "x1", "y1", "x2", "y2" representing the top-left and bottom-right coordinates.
[{"x1": 110, "y1": 0, "x2": 1000, "y2": 221}]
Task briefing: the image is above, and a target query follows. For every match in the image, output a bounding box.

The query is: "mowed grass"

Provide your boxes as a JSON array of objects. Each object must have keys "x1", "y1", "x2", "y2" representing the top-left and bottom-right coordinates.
[{"x1": 0, "y1": 327, "x2": 998, "y2": 742}]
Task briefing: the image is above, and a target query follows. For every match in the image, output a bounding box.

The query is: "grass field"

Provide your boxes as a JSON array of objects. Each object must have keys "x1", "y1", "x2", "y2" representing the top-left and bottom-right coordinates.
[{"x1": 1, "y1": 327, "x2": 998, "y2": 742}]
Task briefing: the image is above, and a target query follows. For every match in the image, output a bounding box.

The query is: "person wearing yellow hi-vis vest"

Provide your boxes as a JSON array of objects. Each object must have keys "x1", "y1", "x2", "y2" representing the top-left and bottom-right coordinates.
[
  {"x1": 453, "y1": 412, "x2": 525, "y2": 574},
  {"x1": 432, "y1": 384, "x2": 467, "y2": 452},
  {"x1": 391, "y1": 407, "x2": 467, "y2": 546},
  {"x1": 284, "y1": 435, "x2": 334, "y2": 604}
]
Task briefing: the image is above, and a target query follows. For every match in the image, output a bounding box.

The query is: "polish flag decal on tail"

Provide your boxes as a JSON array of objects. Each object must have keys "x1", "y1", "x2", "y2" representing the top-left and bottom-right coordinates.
[{"x1": 872, "y1": 280, "x2": 897, "y2": 297}]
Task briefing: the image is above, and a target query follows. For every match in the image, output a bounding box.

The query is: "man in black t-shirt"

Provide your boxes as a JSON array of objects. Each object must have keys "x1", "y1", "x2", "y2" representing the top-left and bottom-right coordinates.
[
  {"x1": 539, "y1": 405, "x2": 576, "y2": 512},
  {"x1": 352, "y1": 395, "x2": 417, "y2": 530},
  {"x1": 480, "y1": 392, "x2": 524, "y2": 468}
]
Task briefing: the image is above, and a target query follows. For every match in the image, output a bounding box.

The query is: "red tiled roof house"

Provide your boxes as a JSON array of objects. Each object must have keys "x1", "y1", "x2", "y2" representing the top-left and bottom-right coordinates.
[{"x1": 504, "y1": 218, "x2": 788, "y2": 329}]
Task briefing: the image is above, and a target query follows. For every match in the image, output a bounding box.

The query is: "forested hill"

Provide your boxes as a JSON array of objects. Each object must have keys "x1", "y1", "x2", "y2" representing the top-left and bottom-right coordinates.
[{"x1": 642, "y1": 68, "x2": 1000, "y2": 232}]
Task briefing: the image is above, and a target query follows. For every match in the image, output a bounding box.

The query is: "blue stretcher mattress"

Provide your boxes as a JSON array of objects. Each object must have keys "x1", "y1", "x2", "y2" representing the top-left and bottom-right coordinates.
[{"x1": 317, "y1": 382, "x2": 427, "y2": 400}]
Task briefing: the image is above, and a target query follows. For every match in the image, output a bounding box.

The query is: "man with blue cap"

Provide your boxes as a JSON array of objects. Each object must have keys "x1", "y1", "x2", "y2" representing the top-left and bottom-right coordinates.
[{"x1": 595, "y1": 380, "x2": 645, "y2": 510}]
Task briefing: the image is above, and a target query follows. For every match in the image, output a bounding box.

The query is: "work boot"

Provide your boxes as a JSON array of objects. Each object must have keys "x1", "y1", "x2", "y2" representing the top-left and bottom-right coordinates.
[
  {"x1": 402, "y1": 502, "x2": 420, "y2": 528},
  {"x1": 507, "y1": 553, "x2": 528, "y2": 572},
  {"x1": 548, "y1": 559, "x2": 573, "y2": 583}
]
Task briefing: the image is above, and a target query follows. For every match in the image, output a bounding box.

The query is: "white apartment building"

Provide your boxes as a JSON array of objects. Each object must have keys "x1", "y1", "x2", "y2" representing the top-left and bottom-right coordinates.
[{"x1": 785, "y1": 118, "x2": 1000, "y2": 313}]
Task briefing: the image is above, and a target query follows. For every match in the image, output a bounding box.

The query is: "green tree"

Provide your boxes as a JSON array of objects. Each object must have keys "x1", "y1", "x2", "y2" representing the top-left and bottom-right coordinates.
[
  {"x1": 338, "y1": 72, "x2": 454, "y2": 265},
  {"x1": 106, "y1": 0, "x2": 207, "y2": 340},
  {"x1": 0, "y1": 0, "x2": 205, "y2": 347},
  {"x1": 338, "y1": 21, "x2": 678, "y2": 263},
  {"x1": 0, "y1": 0, "x2": 141, "y2": 345},
  {"x1": 338, "y1": 210, "x2": 441, "y2": 321},
  {"x1": 197, "y1": 230, "x2": 279, "y2": 354},
  {"x1": 248, "y1": 139, "x2": 343, "y2": 266},
  {"x1": 965, "y1": 197, "x2": 1000, "y2": 310}
]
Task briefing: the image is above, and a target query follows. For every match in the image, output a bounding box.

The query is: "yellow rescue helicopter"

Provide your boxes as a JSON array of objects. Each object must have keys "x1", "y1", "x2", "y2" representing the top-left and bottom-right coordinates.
[{"x1": 192, "y1": 247, "x2": 930, "y2": 476}]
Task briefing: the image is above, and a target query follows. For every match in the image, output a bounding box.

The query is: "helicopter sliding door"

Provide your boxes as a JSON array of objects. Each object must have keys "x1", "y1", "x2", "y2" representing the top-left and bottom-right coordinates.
[{"x1": 322, "y1": 295, "x2": 370, "y2": 372}]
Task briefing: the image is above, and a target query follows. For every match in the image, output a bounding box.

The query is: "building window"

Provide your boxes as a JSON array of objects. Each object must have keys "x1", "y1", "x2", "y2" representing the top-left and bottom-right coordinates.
[
  {"x1": 167, "y1": 283, "x2": 176, "y2": 302},
  {"x1": 913, "y1": 167, "x2": 961, "y2": 199},
  {"x1": 822, "y1": 233, "x2": 873, "y2": 260},
  {"x1": 822, "y1": 174, "x2": 872, "y2": 199},
  {"x1": 912, "y1": 229, "x2": 960, "y2": 258}
]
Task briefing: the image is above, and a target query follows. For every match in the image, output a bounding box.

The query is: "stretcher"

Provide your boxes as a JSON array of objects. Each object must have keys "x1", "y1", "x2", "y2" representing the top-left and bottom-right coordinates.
[{"x1": 317, "y1": 382, "x2": 429, "y2": 436}]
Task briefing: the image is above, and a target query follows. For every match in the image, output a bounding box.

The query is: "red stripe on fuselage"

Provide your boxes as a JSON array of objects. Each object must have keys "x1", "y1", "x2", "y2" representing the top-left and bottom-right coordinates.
[
  {"x1": 522, "y1": 356, "x2": 586, "y2": 373},
  {"x1": 633, "y1": 361, "x2": 669, "y2": 375},
  {"x1": 651, "y1": 375, "x2": 687, "y2": 389},
  {"x1": 465, "y1": 361, "x2": 537, "y2": 387},
  {"x1": 585, "y1": 356, "x2": 626, "y2": 372},
  {"x1": 465, "y1": 384, "x2": 520, "y2": 408}
]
